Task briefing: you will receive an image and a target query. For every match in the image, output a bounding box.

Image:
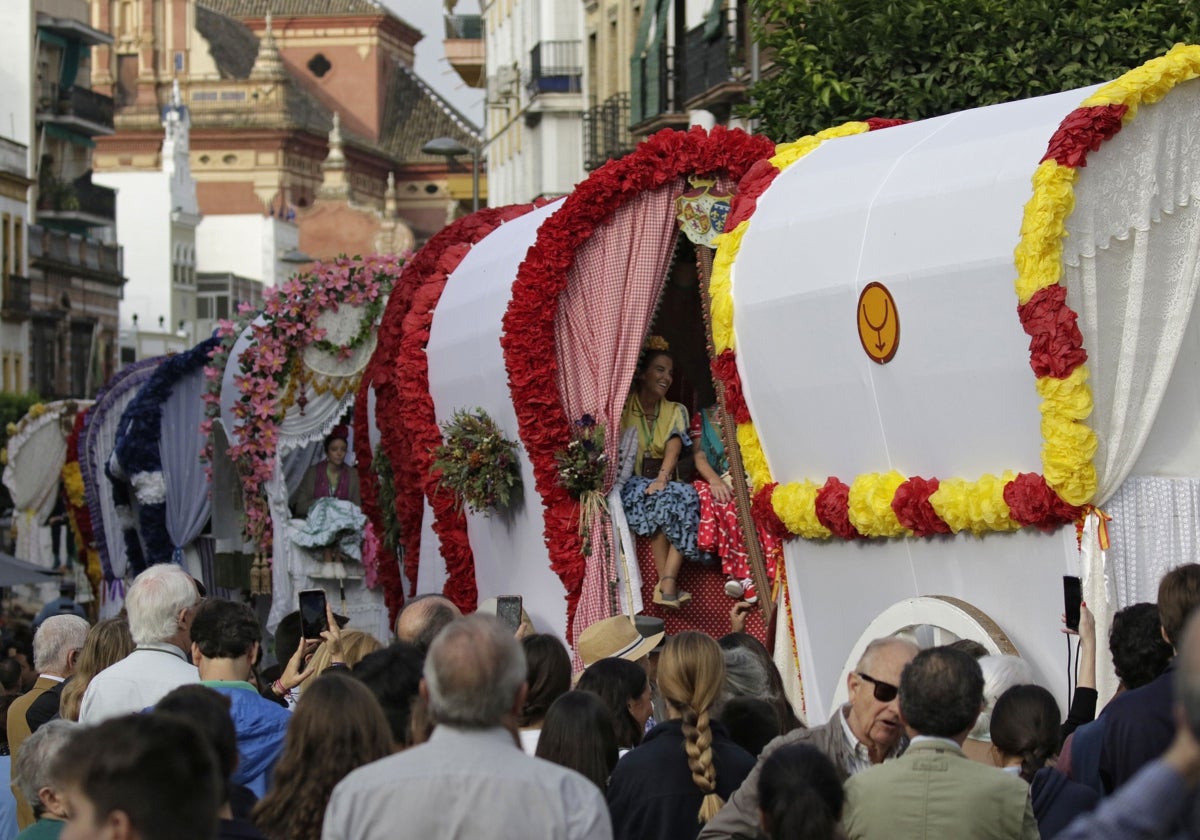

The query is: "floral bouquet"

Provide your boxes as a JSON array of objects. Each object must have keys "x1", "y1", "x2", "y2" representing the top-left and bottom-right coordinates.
[
  {"x1": 554, "y1": 414, "x2": 607, "y2": 499},
  {"x1": 554, "y1": 414, "x2": 610, "y2": 557},
  {"x1": 432, "y1": 408, "x2": 523, "y2": 514}
]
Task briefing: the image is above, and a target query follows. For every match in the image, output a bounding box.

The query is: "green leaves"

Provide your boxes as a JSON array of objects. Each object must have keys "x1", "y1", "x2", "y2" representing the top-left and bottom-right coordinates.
[{"x1": 745, "y1": 0, "x2": 1200, "y2": 140}]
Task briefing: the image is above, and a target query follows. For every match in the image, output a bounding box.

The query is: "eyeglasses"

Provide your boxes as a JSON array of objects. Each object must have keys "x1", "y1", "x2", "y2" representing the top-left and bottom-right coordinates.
[{"x1": 856, "y1": 672, "x2": 899, "y2": 703}]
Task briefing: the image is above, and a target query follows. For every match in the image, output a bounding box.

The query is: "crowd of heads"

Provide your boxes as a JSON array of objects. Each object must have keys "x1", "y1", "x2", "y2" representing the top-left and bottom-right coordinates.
[{"x1": 4, "y1": 555, "x2": 1200, "y2": 840}]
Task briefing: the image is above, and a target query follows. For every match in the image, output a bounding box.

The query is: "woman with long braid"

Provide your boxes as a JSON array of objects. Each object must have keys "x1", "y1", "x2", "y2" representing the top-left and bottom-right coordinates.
[{"x1": 606, "y1": 632, "x2": 755, "y2": 840}]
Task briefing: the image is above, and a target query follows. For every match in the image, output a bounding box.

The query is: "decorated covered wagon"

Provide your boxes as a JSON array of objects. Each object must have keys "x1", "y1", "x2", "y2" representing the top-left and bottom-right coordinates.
[
  {"x1": 708, "y1": 44, "x2": 1200, "y2": 715},
  {"x1": 362, "y1": 127, "x2": 783, "y2": 650},
  {"x1": 209, "y1": 256, "x2": 404, "y2": 643},
  {"x1": 365, "y1": 46, "x2": 1200, "y2": 722}
]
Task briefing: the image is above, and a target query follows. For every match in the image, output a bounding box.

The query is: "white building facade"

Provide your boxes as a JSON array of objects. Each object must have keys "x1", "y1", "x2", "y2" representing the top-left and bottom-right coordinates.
[
  {"x1": 95, "y1": 84, "x2": 199, "y2": 361},
  {"x1": 0, "y1": 0, "x2": 35, "y2": 392},
  {"x1": 482, "y1": 0, "x2": 586, "y2": 205}
]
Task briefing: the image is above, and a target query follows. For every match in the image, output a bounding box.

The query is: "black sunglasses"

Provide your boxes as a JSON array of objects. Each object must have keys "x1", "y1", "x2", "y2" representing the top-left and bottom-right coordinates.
[{"x1": 857, "y1": 672, "x2": 899, "y2": 703}]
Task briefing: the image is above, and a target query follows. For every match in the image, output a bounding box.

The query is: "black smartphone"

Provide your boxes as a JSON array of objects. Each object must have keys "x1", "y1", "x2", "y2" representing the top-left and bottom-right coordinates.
[
  {"x1": 1063, "y1": 575, "x2": 1083, "y2": 632},
  {"x1": 299, "y1": 589, "x2": 328, "y2": 640},
  {"x1": 496, "y1": 595, "x2": 523, "y2": 632}
]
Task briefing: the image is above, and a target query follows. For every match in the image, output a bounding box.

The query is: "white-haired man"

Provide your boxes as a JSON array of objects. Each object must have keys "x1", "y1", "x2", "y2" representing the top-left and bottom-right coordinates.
[
  {"x1": 9, "y1": 614, "x2": 87, "y2": 829},
  {"x1": 323, "y1": 614, "x2": 611, "y2": 840},
  {"x1": 699, "y1": 636, "x2": 919, "y2": 840},
  {"x1": 79, "y1": 564, "x2": 202, "y2": 723}
]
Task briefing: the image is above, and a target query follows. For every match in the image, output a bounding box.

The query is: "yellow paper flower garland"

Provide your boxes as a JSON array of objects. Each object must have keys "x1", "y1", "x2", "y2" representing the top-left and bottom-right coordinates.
[{"x1": 709, "y1": 46, "x2": 1200, "y2": 540}]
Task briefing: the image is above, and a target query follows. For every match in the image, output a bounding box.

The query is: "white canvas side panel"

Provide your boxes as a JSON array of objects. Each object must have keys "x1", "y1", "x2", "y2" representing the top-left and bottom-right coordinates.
[{"x1": 426, "y1": 200, "x2": 570, "y2": 642}]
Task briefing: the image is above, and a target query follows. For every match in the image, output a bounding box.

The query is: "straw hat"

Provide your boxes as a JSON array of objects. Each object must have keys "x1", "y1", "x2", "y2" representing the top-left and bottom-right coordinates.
[{"x1": 578, "y1": 615, "x2": 664, "y2": 666}]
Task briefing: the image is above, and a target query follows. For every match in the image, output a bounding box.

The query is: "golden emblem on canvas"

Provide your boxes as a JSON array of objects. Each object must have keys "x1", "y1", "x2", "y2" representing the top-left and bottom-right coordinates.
[{"x1": 857, "y1": 282, "x2": 899, "y2": 364}]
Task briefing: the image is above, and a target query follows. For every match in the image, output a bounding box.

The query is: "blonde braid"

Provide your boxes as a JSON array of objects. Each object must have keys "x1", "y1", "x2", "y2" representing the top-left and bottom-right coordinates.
[
  {"x1": 681, "y1": 704, "x2": 723, "y2": 822},
  {"x1": 660, "y1": 632, "x2": 728, "y2": 824}
]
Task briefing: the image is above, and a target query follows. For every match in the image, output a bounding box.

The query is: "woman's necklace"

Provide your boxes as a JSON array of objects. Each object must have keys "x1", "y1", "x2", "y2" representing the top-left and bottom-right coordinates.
[
  {"x1": 635, "y1": 395, "x2": 660, "y2": 450},
  {"x1": 325, "y1": 463, "x2": 341, "y2": 497}
]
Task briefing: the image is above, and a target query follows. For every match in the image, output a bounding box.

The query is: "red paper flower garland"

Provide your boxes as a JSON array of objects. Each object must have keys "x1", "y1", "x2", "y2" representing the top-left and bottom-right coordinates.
[
  {"x1": 350, "y1": 367, "x2": 405, "y2": 623},
  {"x1": 363, "y1": 206, "x2": 536, "y2": 616},
  {"x1": 501, "y1": 125, "x2": 775, "y2": 637},
  {"x1": 710, "y1": 65, "x2": 1183, "y2": 540},
  {"x1": 63, "y1": 410, "x2": 100, "y2": 596}
]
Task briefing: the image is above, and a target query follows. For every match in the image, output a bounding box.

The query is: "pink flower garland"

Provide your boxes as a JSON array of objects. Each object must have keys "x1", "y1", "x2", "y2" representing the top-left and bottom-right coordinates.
[{"x1": 221, "y1": 255, "x2": 403, "y2": 554}]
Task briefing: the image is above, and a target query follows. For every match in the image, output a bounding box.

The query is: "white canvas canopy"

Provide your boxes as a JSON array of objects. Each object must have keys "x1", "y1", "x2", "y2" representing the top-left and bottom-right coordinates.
[
  {"x1": 422, "y1": 200, "x2": 569, "y2": 639},
  {"x1": 725, "y1": 75, "x2": 1200, "y2": 715},
  {"x1": 3, "y1": 400, "x2": 90, "y2": 571}
]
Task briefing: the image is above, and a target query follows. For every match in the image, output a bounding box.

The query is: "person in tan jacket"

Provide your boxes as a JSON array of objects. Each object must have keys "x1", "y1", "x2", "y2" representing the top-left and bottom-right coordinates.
[
  {"x1": 842, "y1": 646, "x2": 1039, "y2": 840},
  {"x1": 8, "y1": 614, "x2": 88, "y2": 829}
]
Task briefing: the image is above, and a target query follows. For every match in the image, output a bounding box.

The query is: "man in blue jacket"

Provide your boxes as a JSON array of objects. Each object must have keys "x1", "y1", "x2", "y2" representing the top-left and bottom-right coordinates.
[{"x1": 188, "y1": 599, "x2": 291, "y2": 797}]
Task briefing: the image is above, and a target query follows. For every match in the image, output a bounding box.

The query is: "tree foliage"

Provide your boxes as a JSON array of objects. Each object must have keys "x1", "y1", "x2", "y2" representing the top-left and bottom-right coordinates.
[
  {"x1": 0, "y1": 391, "x2": 43, "y2": 513},
  {"x1": 746, "y1": 0, "x2": 1200, "y2": 141}
]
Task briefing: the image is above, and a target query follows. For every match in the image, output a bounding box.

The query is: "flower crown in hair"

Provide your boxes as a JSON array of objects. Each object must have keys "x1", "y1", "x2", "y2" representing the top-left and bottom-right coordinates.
[
  {"x1": 327, "y1": 424, "x2": 350, "y2": 442},
  {"x1": 644, "y1": 336, "x2": 670, "y2": 351}
]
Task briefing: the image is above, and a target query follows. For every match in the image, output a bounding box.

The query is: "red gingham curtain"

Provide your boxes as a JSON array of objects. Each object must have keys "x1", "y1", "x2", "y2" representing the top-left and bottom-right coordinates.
[{"x1": 553, "y1": 182, "x2": 686, "y2": 649}]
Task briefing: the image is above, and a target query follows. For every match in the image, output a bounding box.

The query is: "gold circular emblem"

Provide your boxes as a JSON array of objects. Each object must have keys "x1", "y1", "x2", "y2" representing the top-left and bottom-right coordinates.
[{"x1": 857, "y1": 282, "x2": 899, "y2": 364}]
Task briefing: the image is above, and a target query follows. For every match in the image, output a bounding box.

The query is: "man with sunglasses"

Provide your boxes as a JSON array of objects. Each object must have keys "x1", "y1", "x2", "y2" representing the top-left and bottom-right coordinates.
[
  {"x1": 699, "y1": 636, "x2": 917, "y2": 840},
  {"x1": 842, "y1": 646, "x2": 1039, "y2": 840}
]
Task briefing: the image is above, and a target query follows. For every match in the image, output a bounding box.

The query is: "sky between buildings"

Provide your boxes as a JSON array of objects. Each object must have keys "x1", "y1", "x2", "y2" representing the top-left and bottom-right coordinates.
[{"x1": 384, "y1": 0, "x2": 486, "y2": 127}]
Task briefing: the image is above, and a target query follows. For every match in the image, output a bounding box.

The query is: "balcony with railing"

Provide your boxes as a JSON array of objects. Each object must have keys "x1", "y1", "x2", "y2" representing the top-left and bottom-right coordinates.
[
  {"x1": 630, "y1": 45, "x2": 689, "y2": 137},
  {"x1": 29, "y1": 225, "x2": 124, "y2": 285},
  {"x1": 584, "y1": 93, "x2": 636, "y2": 171},
  {"x1": 681, "y1": 4, "x2": 748, "y2": 112},
  {"x1": 37, "y1": 170, "x2": 115, "y2": 228},
  {"x1": 0, "y1": 137, "x2": 28, "y2": 183},
  {"x1": 2, "y1": 275, "x2": 31, "y2": 321},
  {"x1": 444, "y1": 14, "x2": 484, "y2": 88},
  {"x1": 36, "y1": 81, "x2": 115, "y2": 136},
  {"x1": 528, "y1": 40, "x2": 583, "y2": 98}
]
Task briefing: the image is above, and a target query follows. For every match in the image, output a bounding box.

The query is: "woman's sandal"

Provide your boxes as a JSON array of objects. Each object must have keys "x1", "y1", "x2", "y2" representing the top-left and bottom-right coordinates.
[{"x1": 653, "y1": 576, "x2": 692, "y2": 609}]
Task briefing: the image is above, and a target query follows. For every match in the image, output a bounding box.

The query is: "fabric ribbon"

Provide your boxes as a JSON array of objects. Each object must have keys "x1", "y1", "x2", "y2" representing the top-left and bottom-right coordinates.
[{"x1": 1075, "y1": 505, "x2": 1112, "y2": 551}]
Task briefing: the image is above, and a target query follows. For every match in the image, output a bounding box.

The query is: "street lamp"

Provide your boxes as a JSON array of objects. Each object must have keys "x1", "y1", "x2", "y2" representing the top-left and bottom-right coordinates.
[{"x1": 421, "y1": 137, "x2": 481, "y2": 213}]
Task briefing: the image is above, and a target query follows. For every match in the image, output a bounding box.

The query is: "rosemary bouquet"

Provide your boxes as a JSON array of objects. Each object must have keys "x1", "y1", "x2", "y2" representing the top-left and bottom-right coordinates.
[{"x1": 432, "y1": 408, "x2": 522, "y2": 514}]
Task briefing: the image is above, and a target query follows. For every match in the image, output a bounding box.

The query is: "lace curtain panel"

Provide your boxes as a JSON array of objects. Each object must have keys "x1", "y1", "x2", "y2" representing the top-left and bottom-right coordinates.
[
  {"x1": 1106, "y1": 476, "x2": 1200, "y2": 609},
  {"x1": 1064, "y1": 78, "x2": 1200, "y2": 703}
]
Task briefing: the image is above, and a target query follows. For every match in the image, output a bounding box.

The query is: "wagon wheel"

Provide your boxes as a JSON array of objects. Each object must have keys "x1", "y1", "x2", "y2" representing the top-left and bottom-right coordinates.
[{"x1": 826, "y1": 595, "x2": 1018, "y2": 716}]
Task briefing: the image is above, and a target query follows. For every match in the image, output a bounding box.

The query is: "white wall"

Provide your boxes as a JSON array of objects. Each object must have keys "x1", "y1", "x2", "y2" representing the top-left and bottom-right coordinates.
[
  {"x1": 0, "y1": 0, "x2": 34, "y2": 155},
  {"x1": 195, "y1": 215, "x2": 297, "y2": 287},
  {"x1": 93, "y1": 170, "x2": 172, "y2": 330},
  {"x1": 485, "y1": 0, "x2": 585, "y2": 205}
]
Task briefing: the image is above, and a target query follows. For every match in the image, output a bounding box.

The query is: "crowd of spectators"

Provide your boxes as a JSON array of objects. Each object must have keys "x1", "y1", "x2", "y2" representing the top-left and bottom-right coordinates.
[{"x1": 0, "y1": 559, "x2": 1193, "y2": 839}]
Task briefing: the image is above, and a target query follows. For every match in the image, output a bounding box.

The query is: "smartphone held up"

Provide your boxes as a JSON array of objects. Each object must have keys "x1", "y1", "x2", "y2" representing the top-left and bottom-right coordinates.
[{"x1": 299, "y1": 589, "x2": 328, "y2": 640}]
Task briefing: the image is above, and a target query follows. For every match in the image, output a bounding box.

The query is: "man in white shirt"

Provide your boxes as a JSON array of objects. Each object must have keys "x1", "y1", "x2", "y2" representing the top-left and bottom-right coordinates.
[
  {"x1": 324, "y1": 614, "x2": 612, "y2": 840},
  {"x1": 79, "y1": 564, "x2": 202, "y2": 723}
]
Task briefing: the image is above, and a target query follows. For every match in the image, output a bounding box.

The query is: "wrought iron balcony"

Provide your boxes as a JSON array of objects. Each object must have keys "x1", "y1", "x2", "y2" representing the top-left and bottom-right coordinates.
[
  {"x1": 631, "y1": 46, "x2": 688, "y2": 136},
  {"x1": 528, "y1": 40, "x2": 583, "y2": 96},
  {"x1": 1, "y1": 275, "x2": 31, "y2": 320},
  {"x1": 37, "y1": 171, "x2": 116, "y2": 227},
  {"x1": 445, "y1": 14, "x2": 485, "y2": 88},
  {"x1": 584, "y1": 93, "x2": 636, "y2": 171},
  {"x1": 444, "y1": 14, "x2": 482, "y2": 39},
  {"x1": 36, "y1": 82, "x2": 115, "y2": 136},
  {"x1": 681, "y1": 5, "x2": 748, "y2": 110},
  {"x1": 29, "y1": 225, "x2": 124, "y2": 284}
]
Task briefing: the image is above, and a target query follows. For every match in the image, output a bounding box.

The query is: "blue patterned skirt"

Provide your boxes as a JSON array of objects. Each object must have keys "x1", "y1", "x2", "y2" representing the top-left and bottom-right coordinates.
[
  {"x1": 620, "y1": 477, "x2": 700, "y2": 561},
  {"x1": 290, "y1": 498, "x2": 367, "y2": 561}
]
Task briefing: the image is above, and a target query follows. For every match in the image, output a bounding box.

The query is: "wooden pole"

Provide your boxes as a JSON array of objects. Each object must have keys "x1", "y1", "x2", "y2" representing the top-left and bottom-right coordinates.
[{"x1": 693, "y1": 244, "x2": 775, "y2": 630}]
